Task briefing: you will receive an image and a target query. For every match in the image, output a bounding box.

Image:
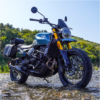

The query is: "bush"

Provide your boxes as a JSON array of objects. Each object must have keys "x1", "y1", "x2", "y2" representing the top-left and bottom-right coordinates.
[{"x1": 0, "y1": 64, "x2": 10, "y2": 73}]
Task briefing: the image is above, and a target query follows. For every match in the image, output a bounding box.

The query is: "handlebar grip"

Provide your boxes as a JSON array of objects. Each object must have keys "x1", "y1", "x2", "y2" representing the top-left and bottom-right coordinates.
[{"x1": 30, "y1": 18, "x2": 39, "y2": 21}]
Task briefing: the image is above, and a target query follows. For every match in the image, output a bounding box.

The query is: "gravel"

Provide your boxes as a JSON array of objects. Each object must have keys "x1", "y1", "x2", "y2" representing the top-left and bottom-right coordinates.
[{"x1": 0, "y1": 69, "x2": 100, "y2": 100}]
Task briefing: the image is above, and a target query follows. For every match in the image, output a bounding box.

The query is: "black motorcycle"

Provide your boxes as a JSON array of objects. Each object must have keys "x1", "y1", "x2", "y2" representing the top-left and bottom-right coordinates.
[{"x1": 3, "y1": 7, "x2": 92, "y2": 87}]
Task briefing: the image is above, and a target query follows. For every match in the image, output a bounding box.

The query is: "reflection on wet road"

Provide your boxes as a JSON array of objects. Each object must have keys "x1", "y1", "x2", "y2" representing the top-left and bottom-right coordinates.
[{"x1": 0, "y1": 69, "x2": 100, "y2": 100}]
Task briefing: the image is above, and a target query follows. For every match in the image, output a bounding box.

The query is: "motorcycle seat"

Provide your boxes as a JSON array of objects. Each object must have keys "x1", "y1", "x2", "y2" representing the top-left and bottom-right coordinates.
[{"x1": 19, "y1": 44, "x2": 33, "y2": 49}]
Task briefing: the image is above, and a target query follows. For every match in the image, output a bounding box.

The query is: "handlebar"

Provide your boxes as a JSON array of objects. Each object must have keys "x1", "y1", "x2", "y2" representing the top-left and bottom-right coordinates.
[
  {"x1": 30, "y1": 18, "x2": 57, "y2": 28},
  {"x1": 30, "y1": 18, "x2": 40, "y2": 21}
]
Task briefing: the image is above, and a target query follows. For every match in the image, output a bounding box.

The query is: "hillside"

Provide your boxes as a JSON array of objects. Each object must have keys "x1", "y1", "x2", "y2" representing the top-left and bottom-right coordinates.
[
  {"x1": 71, "y1": 36, "x2": 100, "y2": 66},
  {"x1": 0, "y1": 23, "x2": 100, "y2": 72}
]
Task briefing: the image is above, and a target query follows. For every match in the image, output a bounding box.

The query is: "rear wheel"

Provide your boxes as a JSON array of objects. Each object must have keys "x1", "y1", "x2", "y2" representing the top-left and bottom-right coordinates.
[
  {"x1": 10, "y1": 67, "x2": 28, "y2": 84},
  {"x1": 58, "y1": 48, "x2": 92, "y2": 88}
]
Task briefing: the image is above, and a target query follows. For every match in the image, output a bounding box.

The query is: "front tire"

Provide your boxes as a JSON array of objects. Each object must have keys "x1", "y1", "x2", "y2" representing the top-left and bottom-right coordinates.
[{"x1": 58, "y1": 48, "x2": 92, "y2": 88}]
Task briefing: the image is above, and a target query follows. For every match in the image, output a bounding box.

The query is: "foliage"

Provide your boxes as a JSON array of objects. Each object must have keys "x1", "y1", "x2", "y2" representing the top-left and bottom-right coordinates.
[
  {"x1": 71, "y1": 36, "x2": 100, "y2": 67},
  {"x1": 0, "y1": 23, "x2": 100, "y2": 73},
  {"x1": 0, "y1": 64, "x2": 10, "y2": 73}
]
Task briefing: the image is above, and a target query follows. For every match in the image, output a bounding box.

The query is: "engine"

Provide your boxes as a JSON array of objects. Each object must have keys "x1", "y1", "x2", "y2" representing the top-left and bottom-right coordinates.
[
  {"x1": 11, "y1": 46, "x2": 56, "y2": 74},
  {"x1": 29, "y1": 46, "x2": 47, "y2": 65},
  {"x1": 28, "y1": 46, "x2": 56, "y2": 74}
]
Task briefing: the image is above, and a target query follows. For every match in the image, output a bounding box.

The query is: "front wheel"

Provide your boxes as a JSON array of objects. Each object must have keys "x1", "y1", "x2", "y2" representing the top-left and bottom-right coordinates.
[{"x1": 58, "y1": 48, "x2": 92, "y2": 88}]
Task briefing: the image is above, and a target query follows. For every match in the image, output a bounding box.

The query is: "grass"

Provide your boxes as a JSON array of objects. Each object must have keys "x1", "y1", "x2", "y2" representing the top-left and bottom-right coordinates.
[
  {"x1": 93, "y1": 66, "x2": 100, "y2": 70},
  {"x1": 0, "y1": 64, "x2": 10, "y2": 73}
]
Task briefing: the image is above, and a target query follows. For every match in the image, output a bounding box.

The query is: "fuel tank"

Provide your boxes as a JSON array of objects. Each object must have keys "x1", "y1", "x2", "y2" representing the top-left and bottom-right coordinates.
[{"x1": 33, "y1": 32, "x2": 52, "y2": 46}]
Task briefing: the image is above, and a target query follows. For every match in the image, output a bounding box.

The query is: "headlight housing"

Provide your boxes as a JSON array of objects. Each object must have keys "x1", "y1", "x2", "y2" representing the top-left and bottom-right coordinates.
[{"x1": 61, "y1": 27, "x2": 71, "y2": 39}]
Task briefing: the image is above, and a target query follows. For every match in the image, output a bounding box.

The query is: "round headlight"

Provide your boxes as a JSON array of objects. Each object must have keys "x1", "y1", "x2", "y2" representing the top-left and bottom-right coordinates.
[{"x1": 62, "y1": 27, "x2": 71, "y2": 39}]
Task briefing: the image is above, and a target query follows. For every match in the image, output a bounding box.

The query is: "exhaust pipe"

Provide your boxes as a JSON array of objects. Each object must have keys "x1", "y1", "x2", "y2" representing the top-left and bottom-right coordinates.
[{"x1": 8, "y1": 63, "x2": 28, "y2": 75}]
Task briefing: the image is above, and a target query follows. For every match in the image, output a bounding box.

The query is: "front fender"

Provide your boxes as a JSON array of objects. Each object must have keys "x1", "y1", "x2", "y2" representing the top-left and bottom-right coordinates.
[{"x1": 61, "y1": 38, "x2": 77, "y2": 43}]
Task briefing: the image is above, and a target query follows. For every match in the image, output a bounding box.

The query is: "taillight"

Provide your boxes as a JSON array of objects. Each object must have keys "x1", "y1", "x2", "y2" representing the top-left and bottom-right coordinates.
[{"x1": 8, "y1": 62, "x2": 10, "y2": 66}]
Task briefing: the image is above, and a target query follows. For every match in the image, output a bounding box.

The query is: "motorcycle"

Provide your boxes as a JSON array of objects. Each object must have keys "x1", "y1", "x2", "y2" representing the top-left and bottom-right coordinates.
[{"x1": 3, "y1": 7, "x2": 92, "y2": 87}]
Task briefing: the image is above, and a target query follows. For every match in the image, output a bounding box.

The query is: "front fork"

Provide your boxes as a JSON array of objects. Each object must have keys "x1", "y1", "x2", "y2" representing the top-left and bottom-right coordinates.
[
  {"x1": 52, "y1": 28, "x2": 72, "y2": 50},
  {"x1": 52, "y1": 28, "x2": 71, "y2": 66}
]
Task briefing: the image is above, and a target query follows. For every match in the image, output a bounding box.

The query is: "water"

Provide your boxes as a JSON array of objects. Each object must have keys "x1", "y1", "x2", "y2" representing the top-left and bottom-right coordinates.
[{"x1": 0, "y1": 70, "x2": 100, "y2": 100}]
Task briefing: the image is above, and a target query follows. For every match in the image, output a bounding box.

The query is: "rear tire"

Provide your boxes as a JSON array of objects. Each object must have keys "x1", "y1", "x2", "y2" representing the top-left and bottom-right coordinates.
[
  {"x1": 58, "y1": 48, "x2": 92, "y2": 88},
  {"x1": 10, "y1": 69, "x2": 28, "y2": 84}
]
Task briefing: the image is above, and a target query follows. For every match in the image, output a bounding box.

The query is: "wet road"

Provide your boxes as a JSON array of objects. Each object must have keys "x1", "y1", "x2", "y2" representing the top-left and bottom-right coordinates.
[{"x1": 0, "y1": 69, "x2": 100, "y2": 100}]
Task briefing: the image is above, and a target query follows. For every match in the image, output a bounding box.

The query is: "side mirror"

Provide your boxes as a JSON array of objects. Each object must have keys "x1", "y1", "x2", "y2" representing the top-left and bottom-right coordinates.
[
  {"x1": 65, "y1": 16, "x2": 67, "y2": 22},
  {"x1": 31, "y1": 7, "x2": 38, "y2": 13},
  {"x1": 31, "y1": 6, "x2": 45, "y2": 18}
]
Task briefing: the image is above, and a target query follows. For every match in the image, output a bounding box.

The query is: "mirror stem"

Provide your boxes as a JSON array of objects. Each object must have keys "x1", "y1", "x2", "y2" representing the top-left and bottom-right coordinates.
[{"x1": 38, "y1": 11, "x2": 45, "y2": 18}]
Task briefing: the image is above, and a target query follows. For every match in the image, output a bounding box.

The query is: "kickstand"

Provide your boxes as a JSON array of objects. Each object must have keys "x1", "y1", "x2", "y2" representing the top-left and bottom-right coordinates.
[{"x1": 43, "y1": 78, "x2": 50, "y2": 83}]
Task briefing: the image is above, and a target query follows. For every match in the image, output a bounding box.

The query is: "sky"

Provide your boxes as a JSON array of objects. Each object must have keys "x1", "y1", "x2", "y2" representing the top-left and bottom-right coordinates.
[{"x1": 0, "y1": 0, "x2": 99, "y2": 43}]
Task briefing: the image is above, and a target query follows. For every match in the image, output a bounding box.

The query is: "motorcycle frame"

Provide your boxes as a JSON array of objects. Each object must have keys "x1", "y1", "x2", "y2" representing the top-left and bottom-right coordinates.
[{"x1": 8, "y1": 28, "x2": 77, "y2": 79}]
